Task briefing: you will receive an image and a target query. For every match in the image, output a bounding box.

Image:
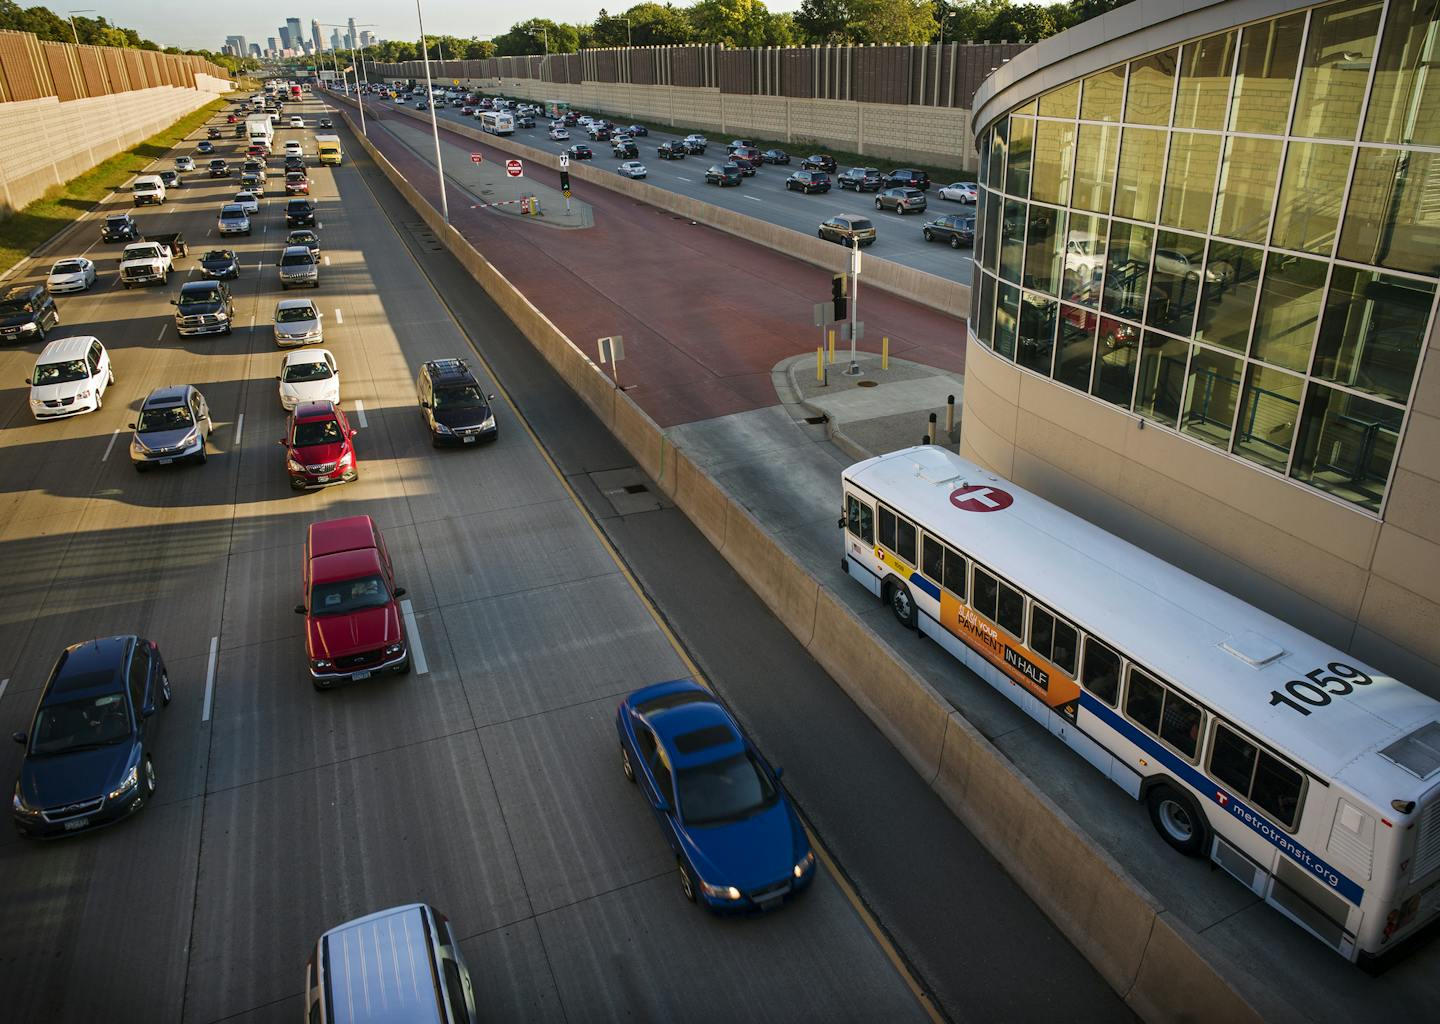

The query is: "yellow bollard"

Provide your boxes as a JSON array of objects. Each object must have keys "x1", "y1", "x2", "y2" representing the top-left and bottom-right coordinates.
[
  {"x1": 828, "y1": 329, "x2": 836, "y2": 364},
  {"x1": 816, "y1": 346, "x2": 824, "y2": 382},
  {"x1": 882, "y1": 336, "x2": 890, "y2": 370}
]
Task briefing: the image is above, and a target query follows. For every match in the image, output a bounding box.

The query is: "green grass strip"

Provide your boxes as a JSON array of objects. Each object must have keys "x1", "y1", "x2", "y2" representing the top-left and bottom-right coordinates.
[{"x1": 0, "y1": 96, "x2": 229, "y2": 279}]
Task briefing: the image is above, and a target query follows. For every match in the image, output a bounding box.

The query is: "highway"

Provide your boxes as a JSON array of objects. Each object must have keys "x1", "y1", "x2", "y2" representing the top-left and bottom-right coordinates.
[
  {"x1": 416, "y1": 96, "x2": 977, "y2": 285},
  {"x1": 0, "y1": 93, "x2": 1123, "y2": 1022}
]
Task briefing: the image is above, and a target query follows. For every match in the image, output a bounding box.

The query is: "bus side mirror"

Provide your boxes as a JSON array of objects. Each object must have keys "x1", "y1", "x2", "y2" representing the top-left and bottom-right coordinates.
[{"x1": 837, "y1": 516, "x2": 845, "y2": 529}]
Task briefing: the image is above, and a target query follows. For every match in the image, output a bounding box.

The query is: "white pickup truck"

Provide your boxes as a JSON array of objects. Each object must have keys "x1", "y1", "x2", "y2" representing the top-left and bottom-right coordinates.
[{"x1": 119, "y1": 238, "x2": 177, "y2": 288}]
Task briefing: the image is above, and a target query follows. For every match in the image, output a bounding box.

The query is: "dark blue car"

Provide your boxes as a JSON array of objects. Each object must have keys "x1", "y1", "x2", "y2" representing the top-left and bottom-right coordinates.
[
  {"x1": 12, "y1": 635, "x2": 170, "y2": 838},
  {"x1": 616, "y1": 678, "x2": 815, "y2": 911}
]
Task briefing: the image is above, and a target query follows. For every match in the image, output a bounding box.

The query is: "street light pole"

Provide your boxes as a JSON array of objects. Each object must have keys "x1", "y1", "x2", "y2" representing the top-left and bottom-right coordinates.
[
  {"x1": 67, "y1": 9, "x2": 94, "y2": 47},
  {"x1": 348, "y1": 40, "x2": 366, "y2": 135},
  {"x1": 416, "y1": 0, "x2": 451, "y2": 223}
]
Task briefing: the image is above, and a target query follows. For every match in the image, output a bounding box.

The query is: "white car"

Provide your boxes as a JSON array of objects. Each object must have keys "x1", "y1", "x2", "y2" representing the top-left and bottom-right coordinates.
[
  {"x1": 277, "y1": 348, "x2": 339, "y2": 409},
  {"x1": 273, "y1": 297, "x2": 324, "y2": 347},
  {"x1": 284, "y1": 141, "x2": 304, "y2": 157},
  {"x1": 289, "y1": 116, "x2": 305, "y2": 128},
  {"x1": 28, "y1": 335, "x2": 112, "y2": 420},
  {"x1": 618, "y1": 161, "x2": 648, "y2": 179},
  {"x1": 939, "y1": 181, "x2": 978, "y2": 203},
  {"x1": 549, "y1": 126, "x2": 570, "y2": 141},
  {"x1": 175, "y1": 156, "x2": 195, "y2": 172},
  {"x1": 47, "y1": 257, "x2": 97, "y2": 293},
  {"x1": 232, "y1": 190, "x2": 260, "y2": 214}
]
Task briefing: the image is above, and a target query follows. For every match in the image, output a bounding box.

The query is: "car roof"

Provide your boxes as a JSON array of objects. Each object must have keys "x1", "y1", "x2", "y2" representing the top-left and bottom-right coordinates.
[
  {"x1": 142, "y1": 384, "x2": 191, "y2": 408},
  {"x1": 294, "y1": 399, "x2": 338, "y2": 421},
  {"x1": 319, "y1": 904, "x2": 444, "y2": 1024},
  {"x1": 282, "y1": 245, "x2": 313, "y2": 257},
  {"x1": 649, "y1": 698, "x2": 746, "y2": 770},
  {"x1": 308, "y1": 515, "x2": 378, "y2": 558},
  {"x1": 44, "y1": 636, "x2": 134, "y2": 703},
  {"x1": 37, "y1": 335, "x2": 97, "y2": 361},
  {"x1": 203, "y1": 249, "x2": 236, "y2": 258},
  {"x1": 276, "y1": 297, "x2": 317, "y2": 312},
  {"x1": 284, "y1": 347, "x2": 332, "y2": 365},
  {"x1": 4, "y1": 283, "x2": 43, "y2": 299},
  {"x1": 180, "y1": 280, "x2": 220, "y2": 293}
]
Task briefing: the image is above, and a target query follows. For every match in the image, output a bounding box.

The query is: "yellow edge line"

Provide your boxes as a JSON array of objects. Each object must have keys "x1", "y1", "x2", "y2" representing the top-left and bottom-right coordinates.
[{"x1": 346, "y1": 119, "x2": 944, "y2": 1024}]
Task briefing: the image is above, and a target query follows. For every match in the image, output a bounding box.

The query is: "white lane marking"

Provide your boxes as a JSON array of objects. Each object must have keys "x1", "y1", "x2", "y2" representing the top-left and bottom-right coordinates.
[
  {"x1": 233, "y1": 413, "x2": 244, "y2": 447},
  {"x1": 399, "y1": 600, "x2": 429, "y2": 676},
  {"x1": 354, "y1": 400, "x2": 367, "y2": 428},
  {"x1": 333, "y1": 308, "x2": 343, "y2": 324},
  {"x1": 323, "y1": 255, "x2": 330, "y2": 266},
  {"x1": 202, "y1": 635, "x2": 218, "y2": 722},
  {"x1": 673, "y1": 176, "x2": 691, "y2": 182},
  {"x1": 0, "y1": 678, "x2": 9, "y2": 703},
  {"x1": 317, "y1": 221, "x2": 323, "y2": 229},
  {"x1": 101, "y1": 429, "x2": 121, "y2": 462},
  {"x1": 206, "y1": 228, "x2": 212, "y2": 237},
  {"x1": 157, "y1": 324, "x2": 167, "y2": 341},
  {"x1": 744, "y1": 196, "x2": 762, "y2": 202}
]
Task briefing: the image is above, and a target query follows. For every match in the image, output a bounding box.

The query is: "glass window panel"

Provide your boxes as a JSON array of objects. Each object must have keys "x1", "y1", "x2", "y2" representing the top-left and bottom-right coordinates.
[
  {"x1": 1052, "y1": 620, "x2": 1078, "y2": 677},
  {"x1": 895, "y1": 516, "x2": 917, "y2": 564},
  {"x1": 977, "y1": 128, "x2": 991, "y2": 189},
  {"x1": 1023, "y1": 205, "x2": 1064, "y2": 295},
  {"x1": 995, "y1": 282, "x2": 1020, "y2": 360},
  {"x1": 1148, "y1": 229, "x2": 1208, "y2": 336},
  {"x1": 1093, "y1": 316, "x2": 1140, "y2": 407},
  {"x1": 996, "y1": 581, "x2": 1025, "y2": 638},
  {"x1": 878, "y1": 506, "x2": 895, "y2": 550},
  {"x1": 1082, "y1": 637, "x2": 1121, "y2": 705},
  {"x1": 1251, "y1": 751, "x2": 1304, "y2": 829},
  {"x1": 1182, "y1": 345, "x2": 1243, "y2": 449},
  {"x1": 1292, "y1": 0, "x2": 1384, "y2": 141},
  {"x1": 1234, "y1": 363, "x2": 1306, "y2": 471},
  {"x1": 1229, "y1": 14, "x2": 1306, "y2": 134},
  {"x1": 1102, "y1": 222, "x2": 1154, "y2": 321},
  {"x1": 1197, "y1": 241, "x2": 1264, "y2": 353},
  {"x1": 1160, "y1": 689, "x2": 1203, "y2": 760},
  {"x1": 1031, "y1": 120, "x2": 1075, "y2": 206},
  {"x1": 1016, "y1": 100, "x2": 1037, "y2": 116},
  {"x1": 1213, "y1": 136, "x2": 1283, "y2": 243},
  {"x1": 973, "y1": 567, "x2": 998, "y2": 620},
  {"x1": 1126, "y1": 50, "x2": 1177, "y2": 125},
  {"x1": 1125, "y1": 669, "x2": 1165, "y2": 734},
  {"x1": 1254, "y1": 255, "x2": 1328, "y2": 369},
  {"x1": 1080, "y1": 65, "x2": 1125, "y2": 122},
  {"x1": 1314, "y1": 267, "x2": 1435, "y2": 403},
  {"x1": 983, "y1": 188, "x2": 1002, "y2": 270},
  {"x1": 974, "y1": 190, "x2": 989, "y2": 270},
  {"x1": 1160, "y1": 132, "x2": 1222, "y2": 233},
  {"x1": 1210, "y1": 724, "x2": 1259, "y2": 795},
  {"x1": 1364, "y1": 0, "x2": 1440, "y2": 145},
  {"x1": 1338, "y1": 148, "x2": 1440, "y2": 276},
  {"x1": 922, "y1": 535, "x2": 943, "y2": 582},
  {"x1": 978, "y1": 271, "x2": 996, "y2": 349},
  {"x1": 1113, "y1": 128, "x2": 1165, "y2": 222},
  {"x1": 1135, "y1": 332, "x2": 1188, "y2": 427},
  {"x1": 1007, "y1": 115, "x2": 1033, "y2": 198},
  {"x1": 1017, "y1": 293, "x2": 1058, "y2": 376},
  {"x1": 1176, "y1": 31, "x2": 1237, "y2": 130},
  {"x1": 1290, "y1": 383, "x2": 1403, "y2": 511},
  {"x1": 987, "y1": 118, "x2": 1009, "y2": 194},
  {"x1": 1038, "y1": 80, "x2": 1079, "y2": 118},
  {"x1": 1062, "y1": 213, "x2": 1107, "y2": 307},
  {"x1": 1031, "y1": 606, "x2": 1055, "y2": 661},
  {"x1": 943, "y1": 548, "x2": 966, "y2": 598},
  {"x1": 1000, "y1": 199, "x2": 1026, "y2": 284},
  {"x1": 1271, "y1": 142, "x2": 1350, "y2": 255},
  {"x1": 1072, "y1": 124, "x2": 1119, "y2": 214},
  {"x1": 1056, "y1": 305, "x2": 1097, "y2": 392}
]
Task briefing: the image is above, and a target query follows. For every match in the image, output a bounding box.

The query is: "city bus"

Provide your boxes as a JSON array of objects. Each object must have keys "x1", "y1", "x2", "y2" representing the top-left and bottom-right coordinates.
[
  {"x1": 839, "y1": 445, "x2": 1440, "y2": 963},
  {"x1": 480, "y1": 111, "x2": 514, "y2": 136}
]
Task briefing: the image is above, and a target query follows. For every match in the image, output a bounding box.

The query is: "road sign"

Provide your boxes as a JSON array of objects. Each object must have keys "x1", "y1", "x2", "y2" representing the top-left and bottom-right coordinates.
[
  {"x1": 598, "y1": 336, "x2": 625, "y2": 364},
  {"x1": 470, "y1": 153, "x2": 483, "y2": 164},
  {"x1": 558, "y1": 153, "x2": 570, "y2": 169},
  {"x1": 812, "y1": 302, "x2": 835, "y2": 327},
  {"x1": 949, "y1": 486, "x2": 1014, "y2": 513},
  {"x1": 505, "y1": 159, "x2": 523, "y2": 178},
  {"x1": 840, "y1": 321, "x2": 865, "y2": 342},
  {"x1": 563, "y1": 188, "x2": 572, "y2": 198}
]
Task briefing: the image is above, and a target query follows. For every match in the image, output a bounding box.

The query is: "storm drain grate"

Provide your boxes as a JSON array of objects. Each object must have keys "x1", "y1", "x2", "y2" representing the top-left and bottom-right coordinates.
[
  {"x1": 623, "y1": 483, "x2": 649, "y2": 495},
  {"x1": 804, "y1": 415, "x2": 828, "y2": 425}
]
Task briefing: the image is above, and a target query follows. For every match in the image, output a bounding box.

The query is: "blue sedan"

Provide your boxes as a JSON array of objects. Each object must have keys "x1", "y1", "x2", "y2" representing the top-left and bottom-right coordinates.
[{"x1": 616, "y1": 678, "x2": 816, "y2": 911}]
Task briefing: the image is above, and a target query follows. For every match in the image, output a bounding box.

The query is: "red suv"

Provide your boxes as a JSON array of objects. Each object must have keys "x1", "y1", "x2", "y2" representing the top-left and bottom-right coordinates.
[
  {"x1": 295, "y1": 515, "x2": 410, "y2": 689},
  {"x1": 280, "y1": 401, "x2": 358, "y2": 490}
]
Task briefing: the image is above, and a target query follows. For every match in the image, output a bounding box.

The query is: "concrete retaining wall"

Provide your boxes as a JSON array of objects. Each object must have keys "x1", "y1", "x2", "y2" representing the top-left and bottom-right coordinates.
[
  {"x1": 338, "y1": 103, "x2": 1261, "y2": 1024},
  {"x1": 0, "y1": 84, "x2": 227, "y2": 215}
]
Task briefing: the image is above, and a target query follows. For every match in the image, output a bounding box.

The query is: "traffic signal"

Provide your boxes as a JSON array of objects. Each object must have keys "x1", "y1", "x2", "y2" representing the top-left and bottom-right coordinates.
[{"x1": 832, "y1": 274, "x2": 847, "y2": 321}]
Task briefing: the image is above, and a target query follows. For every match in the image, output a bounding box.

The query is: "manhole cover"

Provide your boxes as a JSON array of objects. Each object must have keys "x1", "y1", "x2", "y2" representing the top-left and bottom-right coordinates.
[{"x1": 857, "y1": 380, "x2": 879, "y2": 388}]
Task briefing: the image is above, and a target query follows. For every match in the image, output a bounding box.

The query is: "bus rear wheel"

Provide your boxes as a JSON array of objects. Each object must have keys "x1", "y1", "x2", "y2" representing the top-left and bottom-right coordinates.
[
  {"x1": 886, "y1": 580, "x2": 917, "y2": 630},
  {"x1": 1146, "y1": 783, "x2": 1208, "y2": 857}
]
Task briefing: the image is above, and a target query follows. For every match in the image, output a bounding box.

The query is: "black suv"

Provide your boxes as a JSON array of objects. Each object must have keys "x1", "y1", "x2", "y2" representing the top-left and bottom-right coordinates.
[
  {"x1": 800, "y1": 154, "x2": 837, "y2": 173},
  {"x1": 416, "y1": 358, "x2": 498, "y2": 447},
  {"x1": 885, "y1": 168, "x2": 931, "y2": 191},
  {"x1": 657, "y1": 142, "x2": 685, "y2": 160},
  {"x1": 11, "y1": 635, "x2": 171, "y2": 838},
  {"x1": 285, "y1": 198, "x2": 316, "y2": 227},
  {"x1": 199, "y1": 249, "x2": 240, "y2": 279},
  {"x1": 101, "y1": 212, "x2": 141, "y2": 243},
  {"x1": 838, "y1": 167, "x2": 883, "y2": 192},
  {"x1": 785, "y1": 170, "x2": 831, "y2": 194},
  {"x1": 172, "y1": 280, "x2": 235, "y2": 336},
  {"x1": 209, "y1": 158, "x2": 230, "y2": 178},
  {"x1": 0, "y1": 283, "x2": 61, "y2": 344}
]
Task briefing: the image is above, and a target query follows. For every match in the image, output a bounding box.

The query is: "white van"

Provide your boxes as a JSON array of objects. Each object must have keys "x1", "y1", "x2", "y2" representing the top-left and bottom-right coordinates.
[
  {"x1": 132, "y1": 175, "x2": 166, "y2": 206},
  {"x1": 28, "y1": 335, "x2": 113, "y2": 420}
]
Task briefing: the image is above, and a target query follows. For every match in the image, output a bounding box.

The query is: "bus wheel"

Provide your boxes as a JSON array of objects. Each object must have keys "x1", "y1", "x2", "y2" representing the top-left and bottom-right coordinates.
[
  {"x1": 886, "y1": 580, "x2": 917, "y2": 629},
  {"x1": 1146, "y1": 784, "x2": 1207, "y2": 857}
]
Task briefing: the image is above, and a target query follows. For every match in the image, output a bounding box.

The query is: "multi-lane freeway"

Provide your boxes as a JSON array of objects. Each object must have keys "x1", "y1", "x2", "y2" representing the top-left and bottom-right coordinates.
[{"x1": 0, "y1": 92, "x2": 1124, "y2": 1021}]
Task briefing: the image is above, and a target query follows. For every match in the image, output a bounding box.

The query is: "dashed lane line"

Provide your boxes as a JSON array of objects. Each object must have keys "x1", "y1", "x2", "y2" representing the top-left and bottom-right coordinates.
[
  {"x1": 333, "y1": 308, "x2": 343, "y2": 324},
  {"x1": 100, "y1": 429, "x2": 120, "y2": 462},
  {"x1": 399, "y1": 600, "x2": 429, "y2": 675},
  {"x1": 353, "y1": 399, "x2": 367, "y2": 428},
  {"x1": 201, "y1": 635, "x2": 218, "y2": 722},
  {"x1": 233, "y1": 413, "x2": 244, "y2": 447}
]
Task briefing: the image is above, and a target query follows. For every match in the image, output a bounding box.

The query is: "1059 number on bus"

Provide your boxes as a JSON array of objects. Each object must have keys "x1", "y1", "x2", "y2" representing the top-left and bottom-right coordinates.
[{"x1": 1269, "y1": 663, "x2": 1374, "y2": 716}]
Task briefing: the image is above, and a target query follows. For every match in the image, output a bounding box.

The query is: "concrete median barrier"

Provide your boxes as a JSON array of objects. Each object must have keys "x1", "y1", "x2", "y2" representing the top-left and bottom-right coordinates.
[{"x1": 336, "y1": 100, "x2": 1264, "y2": 1024}]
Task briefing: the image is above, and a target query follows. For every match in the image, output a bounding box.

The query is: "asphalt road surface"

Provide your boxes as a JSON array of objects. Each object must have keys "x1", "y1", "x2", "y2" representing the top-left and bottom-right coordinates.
[{"x1": 0, "y1": 95, "x2": 1123, "y2": 1023}]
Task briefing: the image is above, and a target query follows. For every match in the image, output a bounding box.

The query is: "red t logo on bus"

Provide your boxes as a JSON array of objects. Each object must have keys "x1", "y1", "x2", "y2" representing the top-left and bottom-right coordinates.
[{"x1": 949, "y1": 486, "x2": 1014, "y2": 513}]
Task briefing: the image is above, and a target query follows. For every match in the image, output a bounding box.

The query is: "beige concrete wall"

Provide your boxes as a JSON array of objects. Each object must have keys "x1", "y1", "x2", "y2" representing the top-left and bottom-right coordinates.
[
  {"x1": 960, "y1": 324, "x2": 1440, "y2": 694},
  {"x1": 0, "y1": 84, "x2": 227, "y2": 215}
]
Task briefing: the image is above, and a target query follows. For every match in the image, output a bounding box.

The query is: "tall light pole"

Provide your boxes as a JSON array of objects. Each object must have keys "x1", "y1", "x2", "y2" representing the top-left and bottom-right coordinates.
[
  {"x1": 624, "y1": 18, "x2": 632, "y2": 47},
  {"x1": 345, "y1": 24, "x2": 377, "y2": 135},
  {"x1": 416, "y1": 0, "x2": 450, "y2": 223},
  {"x1": 67, "y1": 9, "x2": 94, "y2": 46}
]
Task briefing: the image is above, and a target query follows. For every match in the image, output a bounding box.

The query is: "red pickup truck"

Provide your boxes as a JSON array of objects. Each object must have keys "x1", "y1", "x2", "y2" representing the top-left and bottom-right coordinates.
[{"x1": 295, "y1": 516, "x2": 410, "y2": 689}]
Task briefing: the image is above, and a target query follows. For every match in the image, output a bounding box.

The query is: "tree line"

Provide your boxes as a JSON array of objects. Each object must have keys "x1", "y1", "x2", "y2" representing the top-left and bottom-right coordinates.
[{"x1": 0, "y1": 1, "x2": 258, "y2": 73}]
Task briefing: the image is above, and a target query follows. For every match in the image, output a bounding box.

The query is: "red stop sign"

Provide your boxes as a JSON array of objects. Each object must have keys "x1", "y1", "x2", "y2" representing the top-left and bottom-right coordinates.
[{"x1": 505, "y1": 159, "x2": 523, "y2": 177}]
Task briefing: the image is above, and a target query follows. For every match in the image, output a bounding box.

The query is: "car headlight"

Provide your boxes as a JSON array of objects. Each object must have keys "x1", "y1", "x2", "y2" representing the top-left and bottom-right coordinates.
[
  {"x1": 132, "y1": 435, "x2": 151, "y2": 453},
  {"x1": 215, "y1": 311, "x2": 228, "y2": 321},
  {"x1": 699, "y1": 880, "x2": 743, "y2": 901},
  {"x1": 76, "y1": 389, "x2": 91, "y2": 400},
  {"x1": 480, "y1": 415, "x2": 496, "y2": 430},
  {"x1": 337, "y1": 452, "x2": 353, "y2": 466},
  {"x1": 179, "y1": 430, "x2": 199, "y2": 447},
  {"x1": 20, "y1": 322, "x2": 36, "y2": 332},
  {"x1": 13, "y1": 784, "x2": 40, "y2": 816},
  {"x1": 108, "y1": 763, "x2": 139, "y2": 801},
  {"x1": 287, "y1": 458, "x2": 304, "y2": 473},
  {"x1": 433, "y1": 422, "x2": 454, "y2": 434},
  {"x1": 793, "y1": 850, "x2": 816, "y2": 878},
  {"x1": 311, "y1": 658, "x2": 332, "y2": 670},
  {"x1": 384, "y1": 643, "x2": 405, "y2": 656}
]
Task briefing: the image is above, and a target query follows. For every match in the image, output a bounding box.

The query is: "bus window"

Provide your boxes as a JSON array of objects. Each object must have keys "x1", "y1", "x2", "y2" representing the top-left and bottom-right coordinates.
[
  {"x1": 878, "y1": 505, "x2": 917, "y2": 565},
  {"x1": 922, "y1": 536, "x2": 944, "y2": 583},
  {"x1": 996, "y1": 580, "x2": 1025, "y2": 638},
  {"x1": 973, "y1": 567, "x2": 999, "y2": 621},
  {"x1": 1210, "y1": 722, "x2": 1258, "y2": 793},
  {"x1": 1159, "y1": 689, "x2": 1202, "y2": 760},
  {"x1": 1081, "y1": 637, "x2": 1121, "y2": 704},
  {"x1": 1125, "y1": 668, "x2": 1165, "y2": 733},
  {"x1": 879, "y1": 506, "x2": 896, "y2": 551},
  {"x1": 1031, "y1": 605, "x2": 1079, "y2": 676},
  {"x1": 846, "y1": 495, "x2": 873, "y2": 543},
  {"x1": 1210, "y1": 722, "x2": 1303, "y2": 829},
  {"x1": 942, "y1": 548, "x2": 967, "y2": 600}
]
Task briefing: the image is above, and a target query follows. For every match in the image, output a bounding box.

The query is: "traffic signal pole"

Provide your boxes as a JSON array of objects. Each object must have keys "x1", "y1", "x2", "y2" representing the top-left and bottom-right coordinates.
[{"x1": 845, "y1": 245, "x2": 862, "y2": 376}]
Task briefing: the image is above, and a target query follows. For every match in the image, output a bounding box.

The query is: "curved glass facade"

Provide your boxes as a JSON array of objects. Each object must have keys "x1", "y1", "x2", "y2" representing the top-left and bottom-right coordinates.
[{"x1": 971, "y1": 0, "x2": 1440, "y2": 514}]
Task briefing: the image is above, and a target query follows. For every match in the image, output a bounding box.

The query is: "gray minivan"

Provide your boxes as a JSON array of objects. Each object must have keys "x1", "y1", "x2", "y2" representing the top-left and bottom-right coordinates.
[{"x1": 306, "y1": 903, "x2": 478, "y2": 1023}]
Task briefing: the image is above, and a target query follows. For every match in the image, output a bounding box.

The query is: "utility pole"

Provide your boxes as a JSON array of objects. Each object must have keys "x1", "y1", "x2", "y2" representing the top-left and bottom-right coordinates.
[
  {"x1": 416, "y1": 0, "x2": 451, "y2": 223},
  {"x1": 845, "y1": 245, "x2": 862, "y2": 376}
]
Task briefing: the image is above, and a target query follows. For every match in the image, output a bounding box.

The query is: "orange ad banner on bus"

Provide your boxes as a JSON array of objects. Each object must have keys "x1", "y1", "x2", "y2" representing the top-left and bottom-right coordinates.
[{"x1": 938, "y1": 591, "x2": 1081, "y2": 720}]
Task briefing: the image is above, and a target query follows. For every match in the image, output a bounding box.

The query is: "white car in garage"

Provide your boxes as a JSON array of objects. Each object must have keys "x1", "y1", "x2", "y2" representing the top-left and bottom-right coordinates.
[
  {"x1": 277, "y1": 348, "x2": 339, "y2": 409},
  {"x1": 47, "y1": 257, "x2": 97, "y2": 293}
]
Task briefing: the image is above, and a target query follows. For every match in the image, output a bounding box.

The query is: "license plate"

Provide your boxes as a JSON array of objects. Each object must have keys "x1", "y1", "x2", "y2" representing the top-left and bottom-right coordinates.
[
  {"x1": 316, "y1": 475, "x2": 330, "y2": 483},
  {"x1": 351, "y1": 669, "x2": 371, "y2": 681},
  {"x1": 64, "y1": 818, "x2": 89, "y2": 831},
  {"x1": 463, "y1": 436, "x2": 476, "y2": 444},
  {"x1": 158, "y1": 458, "x2": 173, "y2": 465}
]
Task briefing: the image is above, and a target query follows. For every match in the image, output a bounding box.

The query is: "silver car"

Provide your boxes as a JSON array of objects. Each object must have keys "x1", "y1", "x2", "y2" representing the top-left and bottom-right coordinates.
[
  {"x1": 618, "y1": 161, "x2": 648, "y2": 179},
  {"x1": 278, "y1": 245, "x2": 319, "y2": 289},
  {"x1": 273, "y1": 297, "x2": 324, "y2": 346},
  {"x1": 129, "y1": 385, "x2": 212, "y2": 471},
  {"x1": 218, "y1": 203, "x2": 251, "y2": 236}
]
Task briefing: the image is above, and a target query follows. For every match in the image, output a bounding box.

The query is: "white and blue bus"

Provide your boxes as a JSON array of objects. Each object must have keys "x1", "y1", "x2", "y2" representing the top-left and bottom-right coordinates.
[
  {"x1": 840, "y1": 445, "x2": 1440, "y2": 963},
  {"x1": 480, "y1": 111, "x2": 514, "y2": 136}
]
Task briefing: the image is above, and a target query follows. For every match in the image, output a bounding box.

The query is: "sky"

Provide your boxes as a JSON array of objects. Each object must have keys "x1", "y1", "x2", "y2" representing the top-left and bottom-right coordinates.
[{"x1": 82, "y1": 1, "x2": 804, "y2": 52}]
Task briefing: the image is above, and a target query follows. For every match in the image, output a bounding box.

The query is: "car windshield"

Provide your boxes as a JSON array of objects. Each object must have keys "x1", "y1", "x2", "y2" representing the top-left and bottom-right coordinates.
[
  {"x1": 434, "y1": 384, "x2": 486, "y2": 410},
  {"x1": 289, "y1": 233, "x2": 316, "y2": 245},
  {"x1": 676, "y1": 751, "x2": 778, "y2": 825},
  {"x1": 29, "y1": 693, "x2": 131, "y2": 755},
  {"x1": 0, "y1": 297, "x2": 33, "y2": 314},
  {"x1": 137, "y1": 405, "x2": 193, "y2": 431},
  {"x1": 52, "y1": 262, "x2": 85, "y2": 274},
  {"x1": 281, "y1": 252, "x2": 312, "y2": 267},
  {"x1": 178, "y1": 289, "x2": 219, "y2": 307},
  {"x1": 221, "y1": 207, "x2": 245, "y2": 218},
  {"x1": 33, "y1": 360, "x2": 89, "y2": 385},
  {"x1": 203, "y1": 251, "x2": 233, "y2": 263},
  {"x1": 848, "y1": 219, "x2": 874, "y2": 230},
  {"x1": 293, "y1": 418, "x2": 343, "y2": 446},
  {"x1": 310, "y1": 574, "x2": 390, "y2": 616},
  {"x1": 284, "y1": 360, "x2": 332, "y2": 382}
]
